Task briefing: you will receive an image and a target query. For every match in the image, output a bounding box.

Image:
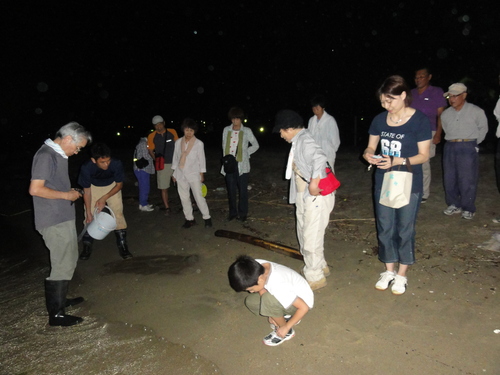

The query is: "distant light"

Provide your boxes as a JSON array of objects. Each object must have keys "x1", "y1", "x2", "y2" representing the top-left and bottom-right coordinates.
[
  {"x1": 259, "y1": 127, "x2": 265, "y2": 133},
  {"x1": 244, "y1": 119, "x2": 248, "y2": 123},
  {"x1": 116, "y1": 132, "x2": 121, "y2": 136},
  {"x1": 360, "y1": 117, "x2": 364, "y2": 121},
  {"x1": 193, "y1": 30, "x2": 198, "y2": 35}
]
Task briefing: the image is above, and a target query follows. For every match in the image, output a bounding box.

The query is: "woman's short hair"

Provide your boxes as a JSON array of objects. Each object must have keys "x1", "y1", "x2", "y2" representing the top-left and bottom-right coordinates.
[
  {"x1": 56, "y1": 122, "x2": 92, "y2": 144},
  {"x1": 181, "y1": 118, "x2": 198, "y2": 132},
  {"x1": 377, "y1": 75, "x2": 412, "y2": 106},
  {"x1": 310, "y1": 95, "x2": 326, "y2": 108},
  {"x1": 228, "y1": 107, "x2": 245, "y2": 120}
]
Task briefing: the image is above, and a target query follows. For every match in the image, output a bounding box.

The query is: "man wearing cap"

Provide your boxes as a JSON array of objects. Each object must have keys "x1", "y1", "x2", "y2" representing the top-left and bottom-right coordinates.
[
  {"x1": 441, "y1": 83, "x2": 488, "y2": 219},
  {"x1": 148, "y1": 115, "x2": 179, "y2": 214},
  {"x1": 411, "y1": 68, "x2": 447, "y2": 203},
  {"x1": 274, "y1": 110, "x2": 335, "y2": 291}
]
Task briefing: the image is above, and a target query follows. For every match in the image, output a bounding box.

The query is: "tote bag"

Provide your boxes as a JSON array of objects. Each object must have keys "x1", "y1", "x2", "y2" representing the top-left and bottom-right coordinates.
[{"x1": 379, "y1": 160, "x2": 413, "y2": 209}]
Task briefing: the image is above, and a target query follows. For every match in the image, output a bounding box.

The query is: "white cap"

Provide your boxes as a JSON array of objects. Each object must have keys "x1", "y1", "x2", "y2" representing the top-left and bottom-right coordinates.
[
  {"x1": 152, "y1": 115, "x2": 164, "y2": 124},
  {"x1": 443, "y1": 83, "x2": 467, "y2": 97}
]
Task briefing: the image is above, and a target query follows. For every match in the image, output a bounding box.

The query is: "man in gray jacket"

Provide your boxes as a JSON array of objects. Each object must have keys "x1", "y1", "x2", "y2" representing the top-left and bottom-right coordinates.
[{"x1": 274, "y1": 110, "x2": 335, "y2": 291}]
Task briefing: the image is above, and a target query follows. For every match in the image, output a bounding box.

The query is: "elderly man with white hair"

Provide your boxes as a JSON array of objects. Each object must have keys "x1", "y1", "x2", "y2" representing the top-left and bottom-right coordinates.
[
  {"x1": 441, "y1": 83, "x2": 488, "y2": 220},
  {"x1": 29, "y1": 122, "x2": 92, "y2": 326}
]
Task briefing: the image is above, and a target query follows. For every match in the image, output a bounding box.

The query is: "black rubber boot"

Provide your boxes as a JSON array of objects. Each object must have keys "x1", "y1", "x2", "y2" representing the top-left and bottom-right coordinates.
[
  {"x1": 79, "y1": 232, "x2": 93, "y2": 260},
  {"x1": 45, "y1": 280, "x2": 83, "y2": 327},
  {"x1": 115, "y1": 229, "x2": 133, "y2": 259}
]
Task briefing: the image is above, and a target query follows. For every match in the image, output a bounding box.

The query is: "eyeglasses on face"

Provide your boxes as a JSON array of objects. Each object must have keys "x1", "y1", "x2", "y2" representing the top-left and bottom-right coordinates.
[{"x1": 446, "y1": 93, "x2": 465, "y2": 99}]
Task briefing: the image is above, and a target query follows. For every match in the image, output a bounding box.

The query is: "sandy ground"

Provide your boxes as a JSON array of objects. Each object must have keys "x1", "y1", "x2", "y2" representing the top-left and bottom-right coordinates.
[{"x1": 1, "y1": 146, "x2": 499, "y2": 375}]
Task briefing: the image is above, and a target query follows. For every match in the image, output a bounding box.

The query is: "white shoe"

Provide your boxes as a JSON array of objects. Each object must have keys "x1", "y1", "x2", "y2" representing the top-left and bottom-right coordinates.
[
  {"x1": 139, "y1": 204, "x2": 154, "y2": 212},
  {"x1": 391, "y1": 275, "x2": 407, "y2": 295},
  {"x1": 375, "y1": 271, "x2": 396, "y2": 290},
  {"x1": 443, "y1": 204, "x2": 462, "y2": 216}
]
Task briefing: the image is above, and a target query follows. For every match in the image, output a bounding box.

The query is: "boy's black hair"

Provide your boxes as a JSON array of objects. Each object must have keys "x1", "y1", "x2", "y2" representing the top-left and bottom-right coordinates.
[
  {"x1": 91, "y1": 142, "x2": 111, "y2": 160},
  {"x1": 228, "y1": 255, "x2": 265, "y2": 292}
]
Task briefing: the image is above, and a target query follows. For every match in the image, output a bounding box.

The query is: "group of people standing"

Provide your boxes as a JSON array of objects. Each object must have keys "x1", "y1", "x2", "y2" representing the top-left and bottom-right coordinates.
[
  {"x1": 364, "y1": 70, "x2": 489, "y2": 295},
  {"x1": 133, "y1": 108, "x2": 260, "y2": 228},
  {"x1": 28, "y1": 69, "x2": 496, "y2": 332}
]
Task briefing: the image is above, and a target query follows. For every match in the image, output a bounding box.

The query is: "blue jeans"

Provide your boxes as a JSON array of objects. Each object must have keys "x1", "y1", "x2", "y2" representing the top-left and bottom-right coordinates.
[
  {"x1": 443, "y1": 141, "x2": 478, "y2": 212},
  {"x1": 374, "y1": 190, "x2": 422, "y2": 265},
  {"x1": 134, "y1": 169, "x2": 151, "y2": 206},
  {"x1": 225, "y1": 172, "x2": 249, "y2": 217}
]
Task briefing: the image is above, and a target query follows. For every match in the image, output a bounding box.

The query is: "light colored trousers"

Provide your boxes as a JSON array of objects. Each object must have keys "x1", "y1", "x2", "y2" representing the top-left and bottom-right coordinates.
[
  {"x1": 177, "y1": 177, "x2": 211, "y2": 220},
  {"x1": 295, "y1": 192, "x2": 335, "y2": 282},
  {"x1": 39, "y1": 220, "x2": 78, "y2": 280},
  {"x1": 422, "y1": 131, "x2": 436, "y2": 199}
]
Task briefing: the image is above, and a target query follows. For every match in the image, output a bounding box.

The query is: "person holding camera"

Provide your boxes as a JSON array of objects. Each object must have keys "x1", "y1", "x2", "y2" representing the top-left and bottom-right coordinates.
[{"x1": 221, "y1": 107, "x2": 259, "y2": 222}]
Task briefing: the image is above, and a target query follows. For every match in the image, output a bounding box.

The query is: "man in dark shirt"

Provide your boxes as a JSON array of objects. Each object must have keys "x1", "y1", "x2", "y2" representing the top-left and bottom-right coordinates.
[
  {"x1": 78, "y1": 143, "x2": 133, "y2": 260},
  {"x1": 29, "y1": 122, "x2": 92, "y2": 326},
  {"x1": 147, "y1": 115, "x2": 179, "y2": 214}
]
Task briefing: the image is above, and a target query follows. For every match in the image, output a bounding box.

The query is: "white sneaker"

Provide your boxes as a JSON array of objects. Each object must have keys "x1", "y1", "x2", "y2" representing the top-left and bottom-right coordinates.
[
  {"x1": 391, "y1": 275, "x2": 407, "y2": 295},
  {"x1": 443, "y1": 204, "x2": 462, "y2": 216},
  {"x1": 375, "y1": 271, "x2": 396, "y2": 290},
  {"x1": 139, "y1": 204, "x2": 154, "y2": 212},
  {"x1": 461, "y1": 211, "x2": 474, "y2": 220}
]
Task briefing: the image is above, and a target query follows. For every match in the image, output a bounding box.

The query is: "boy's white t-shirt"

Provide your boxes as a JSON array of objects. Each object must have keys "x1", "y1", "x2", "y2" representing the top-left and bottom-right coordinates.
[{"x1": 256, "y1": 259, "x2": 314, "y2": 309}]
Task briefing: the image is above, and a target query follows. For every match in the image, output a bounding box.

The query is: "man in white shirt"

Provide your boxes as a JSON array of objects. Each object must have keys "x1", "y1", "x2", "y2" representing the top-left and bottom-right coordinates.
[{"x1": 308, "y1": 95, "x2": 341, "y2": 170}]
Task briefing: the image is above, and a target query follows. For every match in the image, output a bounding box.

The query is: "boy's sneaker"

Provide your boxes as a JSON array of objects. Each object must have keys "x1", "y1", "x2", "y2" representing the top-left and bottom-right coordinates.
[
  {"x1": 391, "y1": 275, "x2": 407, "y2": 295},
  {"x1": 461, "y1": 211, "x2": 474, "y2": 220},
  {"x1": 375, "y1": 271, "x2": 396, "y2": 290},
  {"x1": 263, "y1": 328, "x2": 295, "y2": 346},
  {"x1": 443, "y1": 204, "x2": 462, "y2": 216},
  {"x1": 139, "y1": 204, "x2": 154, "y2": 212},
  {"x1": 492, "y1": 217, "x2": 500, "y2": 223}
]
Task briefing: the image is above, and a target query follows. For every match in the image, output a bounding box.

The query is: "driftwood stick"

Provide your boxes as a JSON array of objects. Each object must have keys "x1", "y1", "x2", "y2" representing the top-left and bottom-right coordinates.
[{"x1": 215, "y1": 230, "x2": 303, "y2": 261}]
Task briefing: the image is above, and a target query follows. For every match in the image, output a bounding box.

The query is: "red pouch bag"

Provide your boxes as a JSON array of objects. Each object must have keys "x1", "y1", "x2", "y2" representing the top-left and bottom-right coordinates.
[
  {"x1": 155, "y1": 155, "x2": 165, "y2": 171},
  {"x1": 318, "y1": 163, "x2": 340, "y2": 195}
]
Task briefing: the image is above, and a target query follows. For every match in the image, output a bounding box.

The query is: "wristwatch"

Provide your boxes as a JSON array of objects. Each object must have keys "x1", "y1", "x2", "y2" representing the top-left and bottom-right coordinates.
[{"x1": 402, "y1": 158, "x2": 407, "y2": 166}]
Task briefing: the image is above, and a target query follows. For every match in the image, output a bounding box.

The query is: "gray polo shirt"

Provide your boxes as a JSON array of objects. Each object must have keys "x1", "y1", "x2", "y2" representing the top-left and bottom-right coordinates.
[
  {"x1": 441, "y1": 102, "x2": 488, "y2": 143},
  {"x1": 31, "y1": 145, "x2": 75, "y2": 230}
]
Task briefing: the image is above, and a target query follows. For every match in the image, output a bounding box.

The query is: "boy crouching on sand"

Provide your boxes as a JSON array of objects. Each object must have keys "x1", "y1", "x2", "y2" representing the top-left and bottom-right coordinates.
[{"x1": 228, "y1": 255, "x2": 314, "y2": 346}]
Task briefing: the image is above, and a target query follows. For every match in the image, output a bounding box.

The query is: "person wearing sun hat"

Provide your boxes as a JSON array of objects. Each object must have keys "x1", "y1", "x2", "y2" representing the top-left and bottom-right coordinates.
[
  {"x1": 273, "y1": 109, "x2": 334, "y2": 291},
  {"x1": 441, "y1": 82, "x2": 488, "y2": 220}
]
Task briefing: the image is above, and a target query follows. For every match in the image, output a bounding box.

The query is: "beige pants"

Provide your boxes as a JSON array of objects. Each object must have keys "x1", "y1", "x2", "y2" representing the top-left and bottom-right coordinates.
[{"x1": 422, "y1": 131, "x2": 436, "y2": 199}]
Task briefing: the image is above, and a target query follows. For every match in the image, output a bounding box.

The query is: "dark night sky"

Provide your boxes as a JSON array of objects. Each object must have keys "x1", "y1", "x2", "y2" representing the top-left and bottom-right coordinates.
[{"x1": 2, "y1": 1, "x2": 499, "y2": 150}]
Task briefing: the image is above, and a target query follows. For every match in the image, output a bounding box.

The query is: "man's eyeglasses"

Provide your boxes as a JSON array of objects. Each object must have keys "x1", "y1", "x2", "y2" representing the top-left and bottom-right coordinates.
[{"x1": 446, "y1": 93, "x2": 465, "y2": 99}]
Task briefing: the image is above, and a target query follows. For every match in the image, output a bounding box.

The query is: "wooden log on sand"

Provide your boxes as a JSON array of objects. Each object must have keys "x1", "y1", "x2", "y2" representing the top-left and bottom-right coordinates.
[{"x1": 215, "y1": 230, "x2": 303, "y2": 261}]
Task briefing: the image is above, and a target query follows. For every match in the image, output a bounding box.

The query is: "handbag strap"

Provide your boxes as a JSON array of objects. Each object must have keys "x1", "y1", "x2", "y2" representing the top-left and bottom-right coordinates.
[{"x1": 389, "y1": 156, "x2": 413, "y2": 173}]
